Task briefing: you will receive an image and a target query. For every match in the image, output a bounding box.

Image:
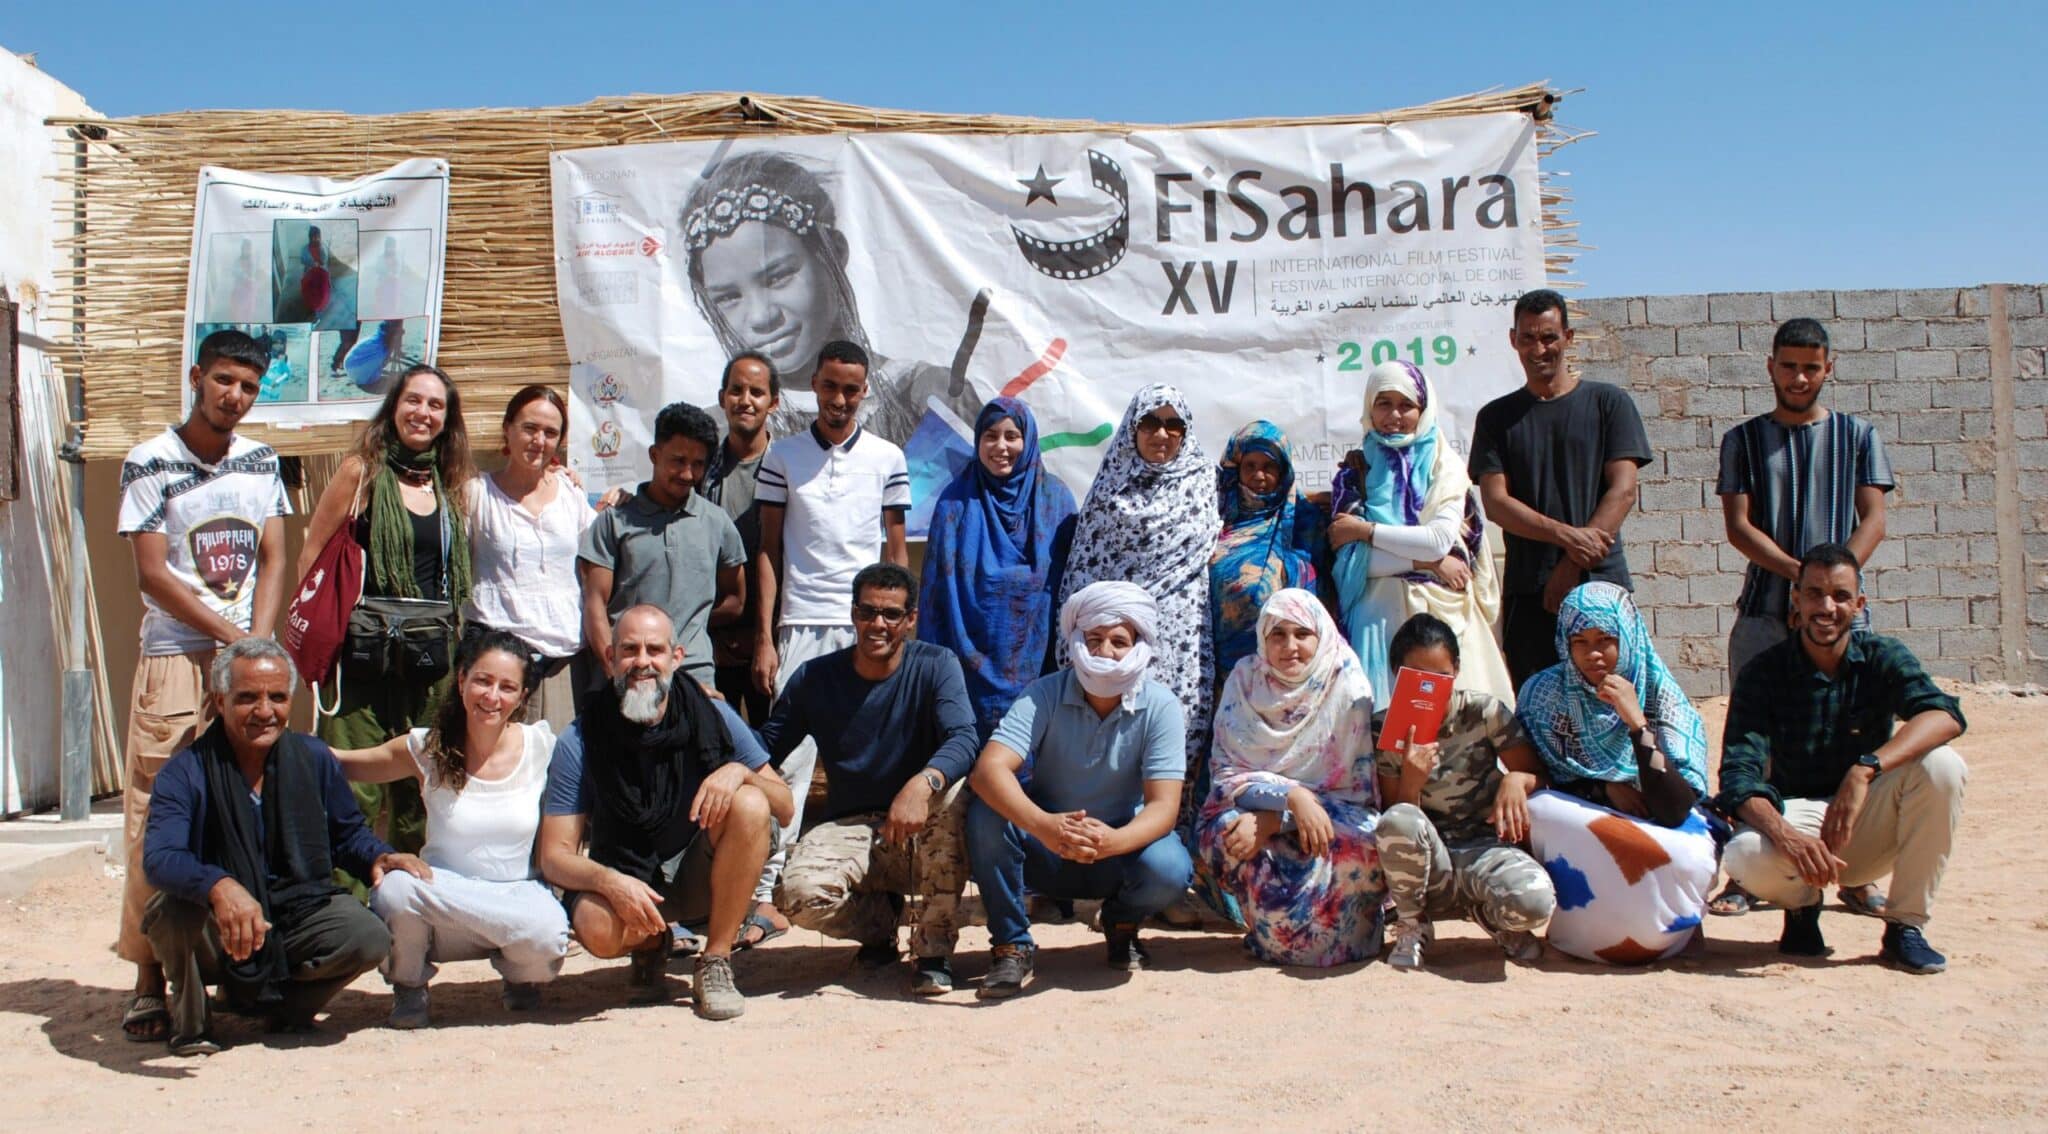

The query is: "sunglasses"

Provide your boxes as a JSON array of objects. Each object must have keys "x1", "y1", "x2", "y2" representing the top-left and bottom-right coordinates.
[
  {"x1": 852, "y1": 603, "x2": 912, "y2": 626},
  {"x1": 1136, "y1": 414, "x2": 1187, "y2": 436}
]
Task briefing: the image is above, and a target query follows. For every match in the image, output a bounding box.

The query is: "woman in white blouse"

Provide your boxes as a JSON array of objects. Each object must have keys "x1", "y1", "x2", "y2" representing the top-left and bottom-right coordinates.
[
  {"x1": 1327, "y1": 360, "x2": 1514, "y2": 704},
  {"x1": 464, "y1": 386, "x2": 595, "y2": 730},
  {"x1": 338, "y1": 629, "x2": 570, "y2": 1028}
]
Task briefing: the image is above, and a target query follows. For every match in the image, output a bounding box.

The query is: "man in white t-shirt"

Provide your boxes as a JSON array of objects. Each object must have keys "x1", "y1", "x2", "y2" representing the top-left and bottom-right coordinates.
[
  {"x1": 114, "y1": 329, "x2": 290, "y2": 1044},
  {"x1": 745, "y1": 340, "x2": 910, "y2": 944}
]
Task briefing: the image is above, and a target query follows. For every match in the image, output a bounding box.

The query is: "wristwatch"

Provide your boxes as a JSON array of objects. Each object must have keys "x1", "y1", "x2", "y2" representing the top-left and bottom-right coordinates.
[
  {"x1": 1854, "y1": 753, "x2": 1882, "y2": 774},
  {"x1": 921, "y1": 768, "x2": 945, "y2": 793}
]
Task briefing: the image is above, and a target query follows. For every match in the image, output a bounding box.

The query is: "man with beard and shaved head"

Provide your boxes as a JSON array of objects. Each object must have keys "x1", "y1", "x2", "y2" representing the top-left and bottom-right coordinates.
[
  {"x1": 537, "y1": 605, "x2": 791, "y2": 1019},
  {"x1": 1710, "y1": 317, "x2": 1895, "y2": 921}
]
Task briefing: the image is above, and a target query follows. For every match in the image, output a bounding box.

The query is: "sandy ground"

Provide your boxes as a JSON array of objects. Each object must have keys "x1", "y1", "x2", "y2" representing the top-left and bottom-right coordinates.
[{"x1": 1, "y1": 687, "x2": 2044, "y2": 1133}]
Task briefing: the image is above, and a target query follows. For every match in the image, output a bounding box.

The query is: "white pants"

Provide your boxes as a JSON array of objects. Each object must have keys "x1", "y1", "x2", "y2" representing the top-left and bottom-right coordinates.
[
  {"x1": 1722, "y1": 746, "x2": 1966, "y2": 928},
  {"x1": 754, "y1": 622, "x2": 858, "y2": 903},
  {"x1": 370, "y1": 868, "x2": 571, "y2": 987}
]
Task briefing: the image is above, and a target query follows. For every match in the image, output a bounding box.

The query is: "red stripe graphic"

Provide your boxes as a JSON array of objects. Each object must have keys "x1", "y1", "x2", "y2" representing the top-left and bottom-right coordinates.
[{"x1": 1000, "y1": 339, "x2": 1067, "y2": 398}]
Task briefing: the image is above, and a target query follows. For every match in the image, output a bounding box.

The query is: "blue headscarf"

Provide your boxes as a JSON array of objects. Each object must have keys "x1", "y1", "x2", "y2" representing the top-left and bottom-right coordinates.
[
  {"x1": 919, "y1": 398, "x2": 1078, "y2": 734},
  {"x1": 1516, "y1": 582, "x2": 1708, "y2": 794},
  {"x1": 1210, "y1": 421, "x2": 1326, "y2": 681}
]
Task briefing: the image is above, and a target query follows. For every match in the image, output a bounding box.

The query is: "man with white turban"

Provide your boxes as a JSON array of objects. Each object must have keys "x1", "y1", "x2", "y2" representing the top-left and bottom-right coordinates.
[{"x1": 965, "y1": 582, "x2": 1194, "y2": 999}]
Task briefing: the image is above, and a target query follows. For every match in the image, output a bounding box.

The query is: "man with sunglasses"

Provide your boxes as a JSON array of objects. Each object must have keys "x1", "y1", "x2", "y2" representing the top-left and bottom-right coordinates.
[{"x1": 761, "y1": 563, "x2": 978, "y2": 995}]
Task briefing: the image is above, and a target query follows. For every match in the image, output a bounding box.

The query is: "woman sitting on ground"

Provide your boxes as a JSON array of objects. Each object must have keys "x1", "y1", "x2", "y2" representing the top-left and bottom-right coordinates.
[
  {"x1": 1197, "y1": 588, "x2": 1384, "y2": 967},
  {"x1": 1373, "y1": 613, "x2": 1555, "y2": 971},
  {"x1": 337, "y1": 630, "x2": 571, "y2": 1027},
  {"x1": 1517, "y1": 582, "x2": 1717, "y2": 964}
]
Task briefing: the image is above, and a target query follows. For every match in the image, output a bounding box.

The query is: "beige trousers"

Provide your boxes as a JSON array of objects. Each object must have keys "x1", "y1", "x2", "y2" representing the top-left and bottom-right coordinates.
[
  {"x1": 117, "y1": 651, "x2": 215, "y2": 965},
  {"x1": 1722, "y1": 746, "x2": 1966, "y2": 928}
]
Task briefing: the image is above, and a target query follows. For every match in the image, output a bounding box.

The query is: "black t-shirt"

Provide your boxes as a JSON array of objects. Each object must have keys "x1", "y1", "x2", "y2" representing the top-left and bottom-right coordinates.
[{"x1": 1466, "y1": 381, "x2": 1652, "y2": 595}]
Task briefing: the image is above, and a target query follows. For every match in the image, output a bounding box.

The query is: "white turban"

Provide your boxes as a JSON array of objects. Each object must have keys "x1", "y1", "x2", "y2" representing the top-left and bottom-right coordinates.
[{"x1": 1060, "y1": 581, "x2": 1158, "y2": 707}]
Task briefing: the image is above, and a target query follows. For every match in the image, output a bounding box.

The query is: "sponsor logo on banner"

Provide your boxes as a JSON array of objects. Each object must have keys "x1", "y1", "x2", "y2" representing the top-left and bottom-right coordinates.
[
  {"x1": 574, "y1": 271, "x2": 638, "y2": 307},
  {"x1": 575, "y1": 240, "x2": 645, "y2": 259},
  {"x1": 570, "y1": 191, "x2": 622, "y2": 225},
  {"x1": 590, "y1": 372, "x2": 623, "y2": 406},
  {"x1": 591, "y1": 419, "x2": 625, "y2": 459}
]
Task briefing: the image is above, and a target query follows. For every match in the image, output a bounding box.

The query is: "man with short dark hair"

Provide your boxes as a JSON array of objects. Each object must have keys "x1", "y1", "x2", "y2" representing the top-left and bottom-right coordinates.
[
  {"x1": 747, "y1": 340, "x2": 911, "y2": 943},
  {"x1": 703, "y1": 352, "x2": 782, "y2": 724},
  {"x1": 579, "y1": 400, "x2": 746, "y2": 701},
  {"x1": 1717, "y1": 544, "x2": 1967, "y2": 973},
  {"x1": 1468, "y1": 289, "x2": 1654, "y2": 689},
  {"x1": 1712, "y1": 317, "x2": 1895, "y2": 920},
  {"x1": 115, "y1": 328, "x2": 291, "y2": 1044},
  {"x1": 536, "y1": 605, "x2": 792, "y2": 1018},
  {"x1": 141, "y1": 638, "x2": 422, "y2": 1055},
  {"x1": 767, "y1": 563, "x2": 979, "y2": 994}
]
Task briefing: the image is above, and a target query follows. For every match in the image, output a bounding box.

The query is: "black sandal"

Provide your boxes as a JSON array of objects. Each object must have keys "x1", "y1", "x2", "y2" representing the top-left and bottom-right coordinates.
[{"x1": 122, "y1": 993, "x2": 170, "y2": 1043}]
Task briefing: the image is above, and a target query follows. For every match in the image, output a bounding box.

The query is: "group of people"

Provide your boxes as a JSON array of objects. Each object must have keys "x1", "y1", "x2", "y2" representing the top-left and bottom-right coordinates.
[{"x1": 110, "y1": 289, "x2": 1969, "y2": 1055}]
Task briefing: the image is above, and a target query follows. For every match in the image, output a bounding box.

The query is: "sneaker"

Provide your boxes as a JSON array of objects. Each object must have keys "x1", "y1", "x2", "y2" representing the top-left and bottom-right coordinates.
[
  {"x1": 1105, "y1": 923, "x2": 1152, "y2": 971},
  {"x1": 1474, "y1": 906, "x2": 1543, "y2": 962},
  {"x1": 501, "y1": 981, "x2": 543, "y2": 1012},
  {"x1": 627, "y1": 937, "x2": 674, "y2": 1005},
  {"x1": 911, "y1": 957, "x2": 954, "y2": 996},
  {"x1": 1778, "y1": 903, "x2": 1830, "y2": 957},
  {"x1": 693, "y1": 953, "x2": 746, "y2": 1020},
  {"x1": 977, "y1": 943, "x2": 1036, "y2": 1000},
  {"x1": 1388, "y1": 918, "x2": 1432, "y2": 970},
  {"x1": 1879, "y1": 923, "x2": 1947, "y2": 974},
  {"x1": 388, "y1": 983, "x2": 430, "y2": 1030},
  {"x1": 856, "y1": 941, "x2": 901, "y2": 969}
]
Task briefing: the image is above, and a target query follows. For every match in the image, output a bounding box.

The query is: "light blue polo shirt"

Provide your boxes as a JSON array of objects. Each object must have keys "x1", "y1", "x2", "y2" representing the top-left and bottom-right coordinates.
[{"x1": 988, "y1": 670, "x2": 1185, "y2": 823}]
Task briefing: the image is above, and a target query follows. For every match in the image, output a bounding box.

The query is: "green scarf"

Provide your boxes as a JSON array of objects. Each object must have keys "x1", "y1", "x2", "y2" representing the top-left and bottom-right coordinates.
[{"x1": 367, "y1": 437, "x2": 472, "y2": 608}]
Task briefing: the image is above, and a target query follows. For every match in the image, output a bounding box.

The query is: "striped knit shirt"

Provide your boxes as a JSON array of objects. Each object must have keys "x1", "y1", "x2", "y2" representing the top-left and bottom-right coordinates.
[{"x1": 1716, "y1": 412, "x2": 1893, "y2": 619}]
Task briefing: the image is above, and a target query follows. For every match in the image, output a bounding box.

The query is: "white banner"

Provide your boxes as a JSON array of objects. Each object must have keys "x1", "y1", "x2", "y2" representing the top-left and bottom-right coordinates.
[
  {"x1": 183, "y1": 159, "x2": 449, "y2": 424},
  {"x1": 551, "y1": 115, "x2": 1543, "y2": 533}
]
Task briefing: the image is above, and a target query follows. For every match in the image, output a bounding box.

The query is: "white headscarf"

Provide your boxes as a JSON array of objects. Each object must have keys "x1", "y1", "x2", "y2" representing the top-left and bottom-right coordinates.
[
  {"x1": 1209, "y1": 588, "x2": 1376, "y2": 805},
  {"x1": 1060, "y1": 581, "x2": 1158, "y2": 709}
]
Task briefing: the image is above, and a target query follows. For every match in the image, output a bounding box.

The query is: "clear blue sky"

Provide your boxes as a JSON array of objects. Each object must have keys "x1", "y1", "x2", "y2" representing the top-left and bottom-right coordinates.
[{"x1": 9, "y1": 1, "x2": 2041, "y2": 297}]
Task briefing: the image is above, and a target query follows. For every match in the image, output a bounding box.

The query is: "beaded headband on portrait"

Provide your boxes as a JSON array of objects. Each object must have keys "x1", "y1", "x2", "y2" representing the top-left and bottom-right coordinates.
[{"x1": 683, "y1": 184, "x2": 819, "y2": 251}]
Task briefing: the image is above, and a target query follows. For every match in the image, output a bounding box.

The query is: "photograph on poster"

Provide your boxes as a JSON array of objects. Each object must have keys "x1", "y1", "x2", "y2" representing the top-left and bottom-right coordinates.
[
  {"x1": 314, "y1": 316, "x2": 425, "y2": 401},
  {"x1": 270, "y1": 217, "x2": 358, "y2": 330},
  {"x1": 357, "y1": 228, "x2": 432, "y2": 320},
  {"x1": 200, "y1": 232, "x2": 273, "y2": 323}
]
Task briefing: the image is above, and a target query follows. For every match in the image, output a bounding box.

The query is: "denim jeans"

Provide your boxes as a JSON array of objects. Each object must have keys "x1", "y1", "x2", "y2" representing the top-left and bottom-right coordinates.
[{"x1": 966, "y1": 797, "x2": 1193, "y2": 948}]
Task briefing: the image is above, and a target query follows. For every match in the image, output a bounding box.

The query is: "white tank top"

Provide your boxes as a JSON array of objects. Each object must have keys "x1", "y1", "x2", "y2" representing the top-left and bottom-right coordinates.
[{"x1": 406, "y1": 721, "x2": 554, "y2": 882}]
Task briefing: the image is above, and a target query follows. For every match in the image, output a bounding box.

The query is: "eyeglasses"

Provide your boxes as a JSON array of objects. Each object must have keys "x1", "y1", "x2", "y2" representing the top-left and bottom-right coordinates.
[
  {"x1": 1136, "y1": 414, "x2": 1187, "y2": 436},
  {"x1": 852, "y1": 603, "x2": 912, "y2": 626}
]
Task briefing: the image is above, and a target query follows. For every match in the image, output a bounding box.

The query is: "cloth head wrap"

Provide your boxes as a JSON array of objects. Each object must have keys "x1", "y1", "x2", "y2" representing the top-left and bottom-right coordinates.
[{"x1": 1059, "y1": 581, "x2": 1158, "y2": 708}]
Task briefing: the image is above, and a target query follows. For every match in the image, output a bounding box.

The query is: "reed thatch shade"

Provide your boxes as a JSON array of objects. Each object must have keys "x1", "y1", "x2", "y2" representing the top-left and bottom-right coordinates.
[{"x1": 48, "y1": 83, "x2": 1580, "y2": 459}]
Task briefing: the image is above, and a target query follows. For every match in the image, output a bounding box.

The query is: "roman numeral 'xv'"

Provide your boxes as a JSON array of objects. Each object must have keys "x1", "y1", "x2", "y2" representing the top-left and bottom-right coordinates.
[{"x1": 1161, "y1": 260, "x2": 1239, "y2": 315}]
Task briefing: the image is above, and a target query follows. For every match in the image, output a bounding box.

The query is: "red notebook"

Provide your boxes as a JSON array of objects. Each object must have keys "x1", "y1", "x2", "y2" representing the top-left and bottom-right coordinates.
[{"x1": 1377, "y1": 666, "x2": 1454, "y2": 751}]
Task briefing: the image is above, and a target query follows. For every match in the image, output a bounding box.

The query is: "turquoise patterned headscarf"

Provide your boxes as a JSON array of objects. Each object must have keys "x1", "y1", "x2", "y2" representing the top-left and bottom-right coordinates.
[{"x1": 1516, "y1": 582, "x2": 1708, "y2": 794}]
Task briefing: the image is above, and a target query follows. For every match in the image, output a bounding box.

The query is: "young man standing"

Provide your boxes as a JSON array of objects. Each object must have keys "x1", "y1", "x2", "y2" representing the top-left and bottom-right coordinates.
[
  {"x1": 701, "y1": 352, "x2": 780, "y2": 724},
  {"x1": 1468, "y1": 289, "x2": 1654, "y2": 690},
  {"x1": 1712, "y1": 318, "x2": 1894, "y2": 920},
  {"x1": 747, "y1": 340, "x2": 911, "y2": 944},
  {"x1": 579, "y1": 401, "x2": 746, "y2": 697},
  {"x1": 1716, "y1": 544, "x2": 1966, "y2": 973},
  {"x1": 115, "y1": 328, "x2": 290, "y2": 1044},
  {"x1": 767, "y1": 564, "x2": 979, "y2": 995}
]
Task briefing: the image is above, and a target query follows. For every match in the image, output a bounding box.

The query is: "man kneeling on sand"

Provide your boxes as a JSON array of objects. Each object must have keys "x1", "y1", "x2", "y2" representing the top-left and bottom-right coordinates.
[
  {"x1": 141, "y1": 638, "x2": 427, "y2": 1055},
  {"x1": 537, "y1": 606, "x2": 792, "y2": 1018}
]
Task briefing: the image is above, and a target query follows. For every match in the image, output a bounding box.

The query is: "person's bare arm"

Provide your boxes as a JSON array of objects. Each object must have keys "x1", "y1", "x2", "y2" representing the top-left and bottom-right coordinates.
[
  {"x1": 249, "y1": 516, "x2": 288, "y2": 638},
  {"x1": 752, "y1": 503, "x2": 786, "y2": 696},
  {"x1": 330, "y1": 735, "x2": 419, "y2": 784},
  {"x1": 970, "y1": 741, "x2": 1062, "y2": 845},
  {"x1": 708, "y1": 563, "x2": 743, "y2": 628},
  {"x1": 1586, "y1": 457, "x2": 1641, "y2": 542},
  {"x1": 295, "y1": 456, "x2": 366, "y2": 582},
  {"x1": 132, "y1": 531, "x2": 246, "y2": 645},
  {"x1": 1722, "y1": 492, "x2": 1801, "y2": 581},
  {"x1": 581, "y1": 561, "x2": 616, "y2": 677},
  {"x1": 1478, "y1": 471, "x2": 1610, "y2": 566},
  {"x1": 1845, "y1": 484, "x2": 1888, "y2": 568},
  {"x1": 536, "y1": 812, "x2": 665, "y2": 940},
  {"x1": 1094, "y1": 778, "x2": 1183, "y2": 859},
  {"x1": 882, "y1": 509, "x2": 908, "y2": 568}
]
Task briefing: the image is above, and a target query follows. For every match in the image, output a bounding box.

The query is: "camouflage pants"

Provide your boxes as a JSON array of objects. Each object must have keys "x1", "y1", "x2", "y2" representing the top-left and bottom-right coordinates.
[
  {"x1": 777, "y1": 782, "x2": 969, "y2": 959},
  {"x1": 1375, "y1": 803, "x2": 1555, "y2": 932}
]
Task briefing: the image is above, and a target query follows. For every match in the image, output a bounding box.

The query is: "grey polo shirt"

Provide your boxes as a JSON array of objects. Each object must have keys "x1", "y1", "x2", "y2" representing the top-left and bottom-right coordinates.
[{"x1": 578, "y1": 483, "x2": 745, "y2": 681}]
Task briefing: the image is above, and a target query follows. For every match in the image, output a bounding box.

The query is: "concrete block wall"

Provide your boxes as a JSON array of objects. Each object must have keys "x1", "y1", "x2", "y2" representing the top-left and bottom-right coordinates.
[{"x1": 1572, "y1": 283, "x2": 2047, "y2": 698}]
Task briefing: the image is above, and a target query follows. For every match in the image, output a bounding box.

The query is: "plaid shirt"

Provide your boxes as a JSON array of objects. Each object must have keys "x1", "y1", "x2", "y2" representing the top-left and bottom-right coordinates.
[{"x1": 1715, "y1": 631, "x2": 1964, "y2": 814}]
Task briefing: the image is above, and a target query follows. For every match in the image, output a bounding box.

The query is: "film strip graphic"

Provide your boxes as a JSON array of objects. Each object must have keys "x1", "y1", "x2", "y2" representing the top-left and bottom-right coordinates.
[{"x1": 1010, "y1": 150, "x2": 1129, "y2": 281}]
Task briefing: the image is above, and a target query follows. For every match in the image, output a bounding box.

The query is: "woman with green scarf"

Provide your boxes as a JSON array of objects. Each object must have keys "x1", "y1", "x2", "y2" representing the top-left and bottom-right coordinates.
[{"x1": 297, "y1": 364, "x2": 475, "y2": 858}]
